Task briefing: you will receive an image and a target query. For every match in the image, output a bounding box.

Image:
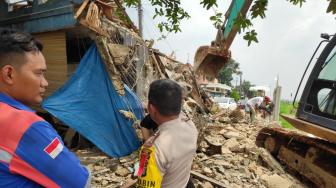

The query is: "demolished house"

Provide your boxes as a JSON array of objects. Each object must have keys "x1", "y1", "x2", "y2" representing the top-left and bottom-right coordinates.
[
  {"x1": 0, "y1": 1, "x2": 308, "y2": 187},
  {"x1": 0, "y1": 0, "x2": 212, "y2": 157}
]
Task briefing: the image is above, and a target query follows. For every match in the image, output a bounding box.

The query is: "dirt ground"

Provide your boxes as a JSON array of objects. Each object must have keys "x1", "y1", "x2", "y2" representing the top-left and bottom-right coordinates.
[{"x1": 76, "y1": 110, "x2": 306, "y2": 188}]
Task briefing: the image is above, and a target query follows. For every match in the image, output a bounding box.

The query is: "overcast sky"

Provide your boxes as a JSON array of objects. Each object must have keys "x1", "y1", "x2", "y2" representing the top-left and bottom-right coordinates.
[{"x1": 127, "y1": 1, "x2": 336, "y2": 100}]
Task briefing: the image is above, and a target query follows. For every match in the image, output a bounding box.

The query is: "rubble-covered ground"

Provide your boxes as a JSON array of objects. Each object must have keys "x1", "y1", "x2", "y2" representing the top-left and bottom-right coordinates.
[{"x1": 76, "y1": 110, "x2": 306, "y2": 188}]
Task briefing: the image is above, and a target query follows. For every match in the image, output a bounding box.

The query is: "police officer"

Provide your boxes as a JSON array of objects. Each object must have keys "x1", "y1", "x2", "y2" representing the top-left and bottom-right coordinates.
[
  {"x1": 0, "y1": 29, "x2": 90, "y2": 187},
  {"x1": 137, "y1": 79, "x2": 198, "y2": 188}
]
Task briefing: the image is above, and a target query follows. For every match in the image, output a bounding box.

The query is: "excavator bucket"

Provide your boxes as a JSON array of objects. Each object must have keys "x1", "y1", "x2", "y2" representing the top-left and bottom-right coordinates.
[
  {"x1": 194, "y1": 46, "x2": 230, "y2": 76},
  {"x1": 194, "y1": 0, "x2": 252, "y2": 77}
]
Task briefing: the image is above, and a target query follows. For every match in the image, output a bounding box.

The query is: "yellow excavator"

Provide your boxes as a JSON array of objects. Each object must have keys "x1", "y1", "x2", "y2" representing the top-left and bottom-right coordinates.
[
  {"x1": 194, "y1": 0, "x2": 336, "y2": 186},
  {"x1": 256, "y1": 33, "x2": 336, "y2": 187},
  {"x1": 193, "y1": 0, "x2": 253, "y2": 77}
]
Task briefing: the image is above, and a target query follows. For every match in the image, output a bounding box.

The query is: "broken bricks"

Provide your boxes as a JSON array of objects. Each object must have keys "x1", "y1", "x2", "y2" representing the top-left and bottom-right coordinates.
[{"x1": 76, "y1": 111, "x2": 305, "y2": 187}]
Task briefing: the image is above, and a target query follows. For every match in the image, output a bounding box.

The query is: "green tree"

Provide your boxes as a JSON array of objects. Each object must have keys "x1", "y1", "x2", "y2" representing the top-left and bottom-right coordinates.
[
  {"x1": 237, "y1": 80, "x2": 254, "y2": 98},
  {"x1": 230, "y1": 89, "x2": 240, "y2": 101},
  {"x1": 218, "y1": 58, "x2": 239, "y2": 86},
  {"x1": 124, "y1": 0, "x2": 336, "y2": 45}
]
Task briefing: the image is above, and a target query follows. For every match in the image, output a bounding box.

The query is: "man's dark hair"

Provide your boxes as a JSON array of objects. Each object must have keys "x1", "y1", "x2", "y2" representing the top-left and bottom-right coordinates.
[
  {"x1": 0, "y1": 28, "x2": 43, "y2": 67},
  {"x1": 148, "y1": 79, "x2": 182, "y2": 116}
]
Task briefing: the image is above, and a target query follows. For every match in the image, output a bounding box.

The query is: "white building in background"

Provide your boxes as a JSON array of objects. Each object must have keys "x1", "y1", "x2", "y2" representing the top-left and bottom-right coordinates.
[
  {"x1": 250, "y1": 86, "x2": 271, "y2": 97},
  {"x1": 200, "y1": 83, "x2": 232, "y2": 97},
  {"x1": 197, "y1": 76, "x2": 232, "y2": 97}
]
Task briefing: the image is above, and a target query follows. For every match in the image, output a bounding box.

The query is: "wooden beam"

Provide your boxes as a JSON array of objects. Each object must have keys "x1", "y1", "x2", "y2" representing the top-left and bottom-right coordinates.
[
  {"x1": 79, "y1": 19, "x2": 108, "y2": 37},
  {"x1": 190, "y1": 171, "x2": 228, "y2": 188},
  {"x1": 74, "y1": 0, "x2": 90, "y2": 19},
  {"x1": 95, "y1": 0, "x2": 115, "y2": 8},
  {"x1": 151, "y1": 54, "x2": 165, "y2": 78}
]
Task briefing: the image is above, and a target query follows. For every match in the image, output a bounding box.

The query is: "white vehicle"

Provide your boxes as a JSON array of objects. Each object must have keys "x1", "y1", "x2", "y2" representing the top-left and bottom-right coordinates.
[{"x1": 214, "y1": 97, "x2": 237, "y2": 110}]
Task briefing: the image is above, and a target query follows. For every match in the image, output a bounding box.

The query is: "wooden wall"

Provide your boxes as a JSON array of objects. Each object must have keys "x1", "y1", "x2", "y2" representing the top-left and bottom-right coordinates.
[{"x1": 34, "y1": 30, "x2": 67, "y2": 97}]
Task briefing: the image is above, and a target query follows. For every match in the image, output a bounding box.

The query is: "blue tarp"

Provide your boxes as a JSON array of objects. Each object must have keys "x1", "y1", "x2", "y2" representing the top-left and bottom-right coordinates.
[{"x1": 42, "y1": 44, "x2": 143, "y2": 157}]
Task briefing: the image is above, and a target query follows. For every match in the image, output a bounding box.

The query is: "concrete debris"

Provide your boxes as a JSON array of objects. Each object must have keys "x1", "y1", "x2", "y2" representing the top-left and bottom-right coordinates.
[
  {"x1": 229, "y1": 108, "x2": 245, "y2": 123},
  {"x1": 222, "y1": 131, "x2": 241, "y2": 139},
  {"x1": 107, "y1": 44, "x2": 131, "y2": 65},
  {"x1": 76, "y1": 148, "x2": 138, "y2": 187},
  {"x1": 76, "y1": 115, "x2": 305, "y2": 188},
  {"x1": 260, "y1": 174, "x2": 297, "y2": 188},
  {"x1": 203, "y1": 182, "x2": 214, "y2": 188},
  {"x1": 115, "y1": 166, "x2": 130, "y2": 177},
  {"x1": 190, "y1": 117, "x2": 305, "y2": 188}
]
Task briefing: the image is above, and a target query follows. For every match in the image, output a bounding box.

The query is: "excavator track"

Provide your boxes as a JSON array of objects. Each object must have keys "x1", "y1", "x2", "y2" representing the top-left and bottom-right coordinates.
[{"x1": 256, "y1": 127, "x2": 336, "y2": 188}]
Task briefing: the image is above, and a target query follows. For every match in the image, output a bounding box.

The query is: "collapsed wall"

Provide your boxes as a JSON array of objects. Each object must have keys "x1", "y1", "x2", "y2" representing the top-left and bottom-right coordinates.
[{"x1": 74, "y1": 0, "x2": 215, "y2": 143}]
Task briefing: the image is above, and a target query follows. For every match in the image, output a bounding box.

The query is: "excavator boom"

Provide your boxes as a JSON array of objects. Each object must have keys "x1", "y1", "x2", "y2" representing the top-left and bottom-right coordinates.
[{"x1": 194, "y1": 0, "x2": 253, "y2": 77}]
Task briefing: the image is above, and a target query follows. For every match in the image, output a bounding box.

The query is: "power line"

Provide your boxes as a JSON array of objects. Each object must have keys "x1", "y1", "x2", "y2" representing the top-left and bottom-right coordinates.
[{"x1": 142, "y1": 6, "x2": 174, "y2": 52}]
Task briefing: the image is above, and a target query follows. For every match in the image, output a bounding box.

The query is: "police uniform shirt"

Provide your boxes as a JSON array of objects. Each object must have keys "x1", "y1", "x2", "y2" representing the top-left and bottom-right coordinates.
[{"x1": 154, "y1": 116, "x2": 198, "y2": 188}]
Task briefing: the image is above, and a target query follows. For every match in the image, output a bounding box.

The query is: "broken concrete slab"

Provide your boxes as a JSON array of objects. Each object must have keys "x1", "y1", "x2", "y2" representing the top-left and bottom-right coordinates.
[{"x1": 261, "y1": 174, "x2": 294, "y2": 188}]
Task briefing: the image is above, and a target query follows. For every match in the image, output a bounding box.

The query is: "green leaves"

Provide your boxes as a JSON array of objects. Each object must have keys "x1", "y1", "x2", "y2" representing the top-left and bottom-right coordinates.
[
  {"x1": 327, "y1": 0, "x2": 336, "y2": 14},
  {"x1": 149, "y1": 0, "x2": 190, "y2": 33},
  {"x1": 124, "y1": 0, "x2": 139, "y2": 7},
  {"x1": 243, "y1": 30, "x2": 258, "y2": 46},
  {"x1": 200, "y1": 0, "x2": 218, "y2": 10},
  {"x1": 233, "y1": 0, "x2": 267, "y2": 46},
  {"x1": 123, "y1": 0, "x2": 336, "y2": 46},
  {"x1": 250, "y1": 0, "x2": 268, "y2": 19},
  {"x1": 287, "y1": 0, "x2": 305, "y2": 7},
  {"x1": 234, "y1": 14, "x2": 253, "y2": 34},
  {"x1": 230, "y1": 89, "x2": 241, "y2": 101},
  {"x1": 218, "y1": 58, "x2": 240, "y2": 86},
  {"x1": 210, "y1": 12, "x2": 223, "y2": 27}
]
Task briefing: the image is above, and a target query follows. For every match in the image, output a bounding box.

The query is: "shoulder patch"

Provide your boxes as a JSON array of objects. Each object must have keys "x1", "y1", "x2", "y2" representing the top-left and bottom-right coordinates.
[{"x1": 44, "y1": 138, "x2": 63, "y2": 159}]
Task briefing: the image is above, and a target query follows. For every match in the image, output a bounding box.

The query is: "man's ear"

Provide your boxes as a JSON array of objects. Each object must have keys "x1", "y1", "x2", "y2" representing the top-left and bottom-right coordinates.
[
  {"x1": 148, "y1": 103, "x2": 154, "y2": 113},
  {"x1": 1, "y1": 65, "x2": 15, "y2": 85},
  {"x1": 148, "y1": 103, "x2": 158, "y2": 116}
]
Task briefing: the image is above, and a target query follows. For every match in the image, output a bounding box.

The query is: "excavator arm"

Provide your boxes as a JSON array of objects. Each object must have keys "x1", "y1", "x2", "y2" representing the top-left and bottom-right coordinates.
[{"x1": 194, "y1": 0, "x2": 253, "y2": 77}]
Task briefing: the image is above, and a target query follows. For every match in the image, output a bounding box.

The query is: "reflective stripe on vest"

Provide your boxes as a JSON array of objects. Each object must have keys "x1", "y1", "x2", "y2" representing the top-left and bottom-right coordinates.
[{"x1": 0, "y1": 148, "x2": 12, "y2": 163}]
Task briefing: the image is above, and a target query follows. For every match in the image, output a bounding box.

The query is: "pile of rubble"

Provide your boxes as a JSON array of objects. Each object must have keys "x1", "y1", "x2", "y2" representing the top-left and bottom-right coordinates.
[
  {"x1": 76, "y1": 110, "x2": 305, "y2": 188},
  {"x1": 191, "y1": 111, "x2": 303, "y2": 188},
  {"x1": 76, "y1": 148, "x2": 138, "y2": 187}
]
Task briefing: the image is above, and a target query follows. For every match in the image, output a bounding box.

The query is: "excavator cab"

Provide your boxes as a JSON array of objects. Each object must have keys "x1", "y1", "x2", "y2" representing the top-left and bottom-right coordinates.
[
  {"x1": 282, "y1": 33, "x2": 336, "y2": 143},
  {"x1": 296, "y1": 33, "x2": 336, "y2": 129}
]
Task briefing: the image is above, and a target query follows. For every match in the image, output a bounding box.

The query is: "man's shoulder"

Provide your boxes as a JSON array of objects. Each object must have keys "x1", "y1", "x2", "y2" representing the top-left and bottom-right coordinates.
[
  {"x1": 0, "y1": 102, "x2": 49, "y2": 145},
  {"x1": 0, "y1": 102, "x2": 43, "y2": 123},
  {"x1": 180, "y1": 117, "x2": 198, "y2": 135},
  {"x1": 155, "y1": 118, "x2": 198, "y2": 147}
]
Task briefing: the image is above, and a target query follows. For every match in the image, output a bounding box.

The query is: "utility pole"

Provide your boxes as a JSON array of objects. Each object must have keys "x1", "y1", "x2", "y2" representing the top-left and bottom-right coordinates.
[
  {"x1": 273, "y1": 74, "x2": 281, "y2": 122},
  {"x1": 239, "y1": 72, "x2": 242, "y2": 88},
  {"x1": 237, "y1": 71, "x2": 242, "y2": 92},
  {"x1": 235, "y1": 77, "x2": 238, "y2": 88},
  {"x1": 138, "y1": 0, "x2": 143, "y2": 37},
  {"x1": 136, "y1": 0, "x2": 144, "y2": 98}
]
